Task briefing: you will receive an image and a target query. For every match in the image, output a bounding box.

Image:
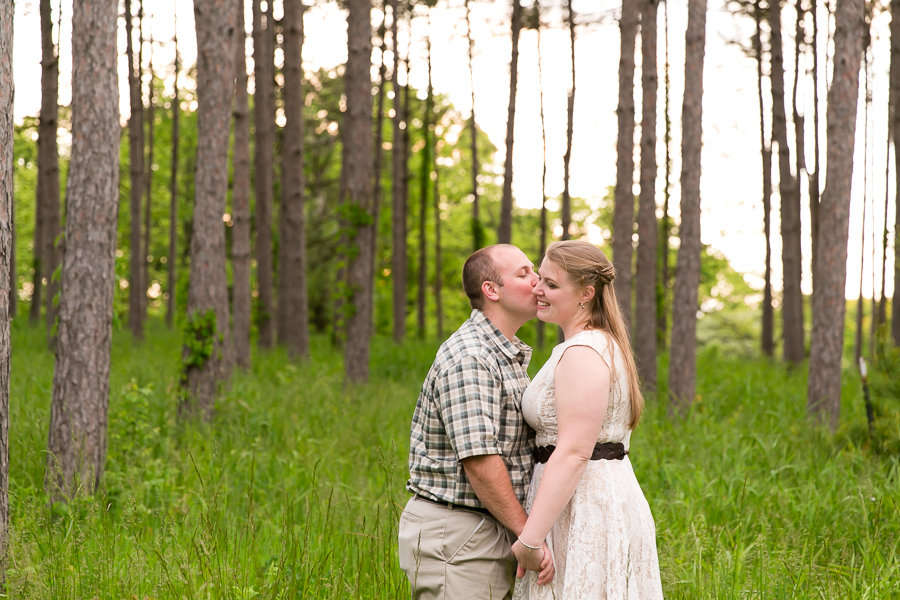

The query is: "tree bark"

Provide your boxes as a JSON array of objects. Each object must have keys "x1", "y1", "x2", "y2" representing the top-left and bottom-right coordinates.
[
  {"x1": 807, "y1": 0, "x2": 863, "y2": 430},
  {"x1": 343, "y1": 0, "x2": 374, "y2": 383},
  {"x1": 252, "y1": 0, "x2": 275, "y2": 349},
  {"x1": 892, "y1": 0, "x2": 900, "y2": 346},
  {"x1": 657, "y1": 0, "x2": 671, "y2": 346},
  {"x1": 391, "y1": 0, "x2": 408, "y2": 343},
  {"x1": 125, "y1": 0, "x2": 145, "y2": 341},
  {"x1": 181, "y1": 0, "x2": 237, "y2": 418},
  {"x1": 613, "y1": 0, "x2": 639, "y2": 327},
  {"x1": 167, "y1": 27, "x2": 180, "y2": 329},
  {"x1": 46, "y1": 0, "x2": 119, "y2": 500},
  {"x1": 0, "y1": 0, "x2": 13, "y2": 571},
  {"x1": 497, "y1": 0, "x2": 522, "y2": 244},
  {"x1": 770, "y1": 0, "x2": 804, "y2": 364},
  {"x1": 368, "y1": 7, "x2": 387, "y2": 338},
  {"x1": 755, "y1": 0, "x2": 774, "y2": 357},
  {"x1": 233, "y1": 0, "x2": 252, "y2": 367},
  {"x1": 667, "y1": 0, "x2": 706, "y2": 418},
  {"x1": 39, "y1": 0, "x2": 61, "y2": 342},
  {"x1": 536, "y1": 3, "x2": 547, "y2": 350},
  {"x1": 465, "y1": 0, "x2": 483, "y2": 251},
  {"x1": 635, "y1": 0, "x2": 658, "y2": 391},
  {"x1": 276, "y1": 0, "x2": 310, "y2": 359},
  {"x1": 856, "y1": 44, "x2": 870, "y2": 365},
  {"x1": 561, "y1": 0, "x2": 576, "y2": 244}
]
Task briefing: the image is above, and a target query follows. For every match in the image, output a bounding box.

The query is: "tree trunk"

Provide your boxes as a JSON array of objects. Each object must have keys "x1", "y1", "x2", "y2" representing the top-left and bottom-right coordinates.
[
  {"x1": 465, "y1": 0, "x2": 483, "y2": 251},
  {"x1": 892, "y1": 0, "x2": 900, "y2": 346},
  {"x1": 144, "y1": 40, "x2": 155, "y2": 322},
  {"x1": 429, "y1": 32, "x2": 443, "y2": 340},
  {"x1": 854, "y1": 164, "x2": 866, "y2": 366},
  {"x1": 667, "y1": 0, "x2": 706, "y2": 418},
  {"x1": 755, "y1": 0, "x2": 774, "y2": 357},
  {"x1": 342, "y1": 0, "x2": 374, "y2": 383},
  {"x1": 167, "y1": 27, "x2": 180, "y2": 329},
  {"x1": 810, "y1": 0, "x2": 822, "y2": 296},
  {"x1": 39, "y1": 0, "x2": 61, "y2": 341},
  {"x1": 791, "y1": 0, "x2": 807, "y2": 260},
  {"x1": 417, "y1": 24, "x2": 431, "y2": 341},
  {"x1": 0, "y1": 0, "x2": 13, "y2": 570},
  {"x1": 125, "y1": 0, "x2": 145, "y2": 342},
  {"x1": 233, "y1": 0, "x2": 252, "y2": 368},
  {"x1": 252, "y1": 0, "x2": 275, "y2": 349},
  {"x1": 657, "y1": 0, "x2": 671, "y2": 347},
  {"x1": 635, "y1": 0, "x2": 658, "y2": 391},
  {"x1": 368, "y1": 7, "x2": 387, "y2": 338},
  {"x1": 536, "y1": 3, "x2": 547, "y2": 350},
  {"x1": 391, "y1": 0, "x2": 407, "y2": 343},
  {"x1": 561, "y1": 0, "x2": 576, "y2": 244},
  {"x1": 46, "y1": 0, "x2": 119, "y2": 500},
  {"x1": 613, "y1": 0, "x2": 639, "y2": 327},
  {"x1": 8, "y1": 196, "x2": 14, "y2": 320},
  {"x1": 807, "y1": 0, "x2": 863, "y2": 430},
  {"x1": 276, "y1": 0, "x2": 310, "y2": 359},
  {"x1": 497, "y1": 0, "x2": 522, "y2": 244},
  {"x1": 878, "y1": 130, "x2": 889, "y2": 327},
  {"x1": 770, "y1": 0, "x2": 804, "y2": 364},
  {"x1": 181, "y1": 0, "x2": 237, "y2": 418}
]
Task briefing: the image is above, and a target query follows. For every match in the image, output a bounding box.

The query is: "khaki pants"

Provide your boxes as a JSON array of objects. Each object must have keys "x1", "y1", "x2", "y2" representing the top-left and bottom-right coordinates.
[{"x1": 398, "y1": 495, "x2": 517, "y2": 600}]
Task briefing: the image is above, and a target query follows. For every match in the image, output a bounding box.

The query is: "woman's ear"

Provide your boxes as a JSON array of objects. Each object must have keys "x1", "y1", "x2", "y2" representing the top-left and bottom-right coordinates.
[
  {"x1": 482, "y1": 280, "x2": 501, "y2": 302},
  {"x1": 581, "y1": 285, "x2": 596, "y2": 304}
]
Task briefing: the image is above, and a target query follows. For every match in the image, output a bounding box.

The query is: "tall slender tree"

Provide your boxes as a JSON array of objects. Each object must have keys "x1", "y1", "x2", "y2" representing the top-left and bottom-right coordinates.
[
  {"x1": 667, "y1": 0, "x2": 706, "y2": 418},
  {"x1": 252, "y1": 0, "x2": 276, "y2": 349},
  {"x1": 878, "y1": 129, "x2": 890, "y2": 328},
  {"x1": 368, "y1": 4, "x2": 388, "y2": 339},
  {"x1": 0, "y1": 0, "x2": 13, "y2": 567},
  {"x1": 636, "y1": 0, "x2": 659, "y2": 391},
  {"x1": 613, "y1": 0, "x2": 639, "y2": 326},
  {"x1": 754, "y1": 0, "x2": 774, "y2": 357},
  {"x1": 657, "y1": 0, "x2": 671, "y2": 345},
  {"x1": 417, "y1": 14, "x2": 433, "y2": 340},
  {"x1": 46, "y1": 0, "x2": 120, "y2": 499},
  {"x1": 533, "y1": 0, "x2": 548, "y2": 350},
  {"x1": 465, "y1": 0, "x2": 483, "y2": 250},
  {"x1": 791, "y1": 0, "x2": 807, "y2": 268},
  {"x1": 277, "y1": 0, "x2": 310, "y2": 359},
  {"x1": 497, "y1": 0, "x2": 523, "y2": 244},
  {"x1": 125, "y1": 0, "x2": 146, "y2": 341},
  {"x1": 856, "y1": 35, "x2": 871, "y2": 365},
  {"x1": 167, "y1": 19, "x2": 180, "y2": 329},
  {"x1": 232, "y1": 0, "x2": 252, "y2": 367},
  {"x1": 807, "y1": 0, "x2": 863, "y2": 430},
  {"x1": 38, "y1": 0, "x2": 61, "y2": 340},
  {"x1": 810, "y1": 0, "x2": 822, "y2": 294},
  {"x1": 429, "y1": 31, "x2": 443, "y2": 340},
  {"x1": 144, "y1": 31, "x2": 156, "y2": 322},
  {"x1": 892, "y1": 0, "x2": 900, "y2": 346},
  {"x1": 181, "y1": 0, "x2": 237, "y2": 417},
  {"x1": 770, "y1": 0, "x2": 804, "y2": 364},
  {"x1": 391, "y1": 0, "x2": 408, "y2": 343},
  {"x1": 561, "y1": 0, "x2": 576, "y2": 243},
  {"x1": 343, "y1": 0, "x2": 375, "y2": 383}
]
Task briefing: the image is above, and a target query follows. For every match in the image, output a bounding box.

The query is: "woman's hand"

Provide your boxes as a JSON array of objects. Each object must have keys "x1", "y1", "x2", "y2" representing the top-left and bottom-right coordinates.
[{"x1": 513, "y1": 540, "x2": 555, "y2": 585}]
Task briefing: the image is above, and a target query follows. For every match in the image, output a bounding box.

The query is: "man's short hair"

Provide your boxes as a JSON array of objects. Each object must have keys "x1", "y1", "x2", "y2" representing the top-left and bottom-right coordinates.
[{"x1": 462, "y1": 246, "x2": 504, "y2": 310}]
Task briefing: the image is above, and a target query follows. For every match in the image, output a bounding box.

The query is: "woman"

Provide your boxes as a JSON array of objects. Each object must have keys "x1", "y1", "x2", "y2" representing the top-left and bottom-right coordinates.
[{"x1": 512, "y1": 240, "x2": 663, "y2": 599}]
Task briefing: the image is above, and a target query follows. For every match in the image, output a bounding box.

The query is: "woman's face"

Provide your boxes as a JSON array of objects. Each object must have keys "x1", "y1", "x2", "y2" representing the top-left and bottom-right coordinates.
[{"x1": 534, "y1": 258, "x2": 587, "y2": 327}]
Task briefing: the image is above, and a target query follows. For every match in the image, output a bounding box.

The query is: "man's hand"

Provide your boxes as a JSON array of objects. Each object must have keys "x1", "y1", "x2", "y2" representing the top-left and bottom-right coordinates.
[{"x1": 512, "y1": 540, "x2": 554, "y2": 585}]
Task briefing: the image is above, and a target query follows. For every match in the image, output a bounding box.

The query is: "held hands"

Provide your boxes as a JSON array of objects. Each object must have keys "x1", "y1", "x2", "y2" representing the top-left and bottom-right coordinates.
[{"x1": 512, "y1": 539, "x2": 555, "y2": 586}]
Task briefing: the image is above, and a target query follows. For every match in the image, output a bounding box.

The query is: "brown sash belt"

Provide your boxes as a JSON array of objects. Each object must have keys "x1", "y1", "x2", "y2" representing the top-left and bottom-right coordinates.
[{"x1": 535, "y1": 442, "x2": 628, "y2": 464}]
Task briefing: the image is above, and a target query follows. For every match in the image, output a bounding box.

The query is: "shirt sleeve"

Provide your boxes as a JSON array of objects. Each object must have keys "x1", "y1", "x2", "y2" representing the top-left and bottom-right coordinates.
[{"x1": 434, "y1": 355, "x2": 503, "y2": 460}]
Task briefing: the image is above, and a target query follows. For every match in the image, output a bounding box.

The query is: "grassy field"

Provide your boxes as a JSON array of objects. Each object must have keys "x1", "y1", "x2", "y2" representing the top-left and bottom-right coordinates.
[{"x1": 6, "y1": 317, "x2": 900, "y2": 598}]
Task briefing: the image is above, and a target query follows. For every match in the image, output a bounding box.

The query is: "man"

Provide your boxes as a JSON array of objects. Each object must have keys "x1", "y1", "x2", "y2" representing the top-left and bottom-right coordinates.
[{"x1": 398, "y1": 244, "x2": 553, "y2": 599}]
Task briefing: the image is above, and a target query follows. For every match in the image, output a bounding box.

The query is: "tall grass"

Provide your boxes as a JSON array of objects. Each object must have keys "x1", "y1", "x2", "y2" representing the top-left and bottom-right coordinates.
[{"x1": 6, "y1": 319, "x2": 900, "y2": 598}]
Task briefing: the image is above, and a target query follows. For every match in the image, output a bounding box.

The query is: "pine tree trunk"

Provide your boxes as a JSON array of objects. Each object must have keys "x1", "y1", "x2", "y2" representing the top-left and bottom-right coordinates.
[
  {"x1": 810, "y1": 0, "x2": 822, "y2": 296},
  {"x1": 613, "y1": 0, "x2": 639, "y2": 327},
  {"x1": 854, "y1": 176, "x2": 866, "y2": 366},
  {"x1": 417, "y1": 24, "x2": 431, "y2": 341},
  {"x1": 465, "y1": 0, "x2": 483, "y2": 250},
  {"x1": 879, "y1": 130, "x2": 889, "y2": 327},
  {"x1": 537, "y1": 7, "x2": 547, "y2": 350},
  {"x1": 857, "y1": 46, "x2": 870, "y2": 365},
  {"x1": 232, "y1": 0, "x2": 252, "y2": 367},
  {"x1": 808, "y1": 0, "x2": 863, "y2": 430},
  {"x1": 657, "y1": 0, "x2": 671, "y2": 346},
  {"x1": 144, "y1": 45, "x2": 155, "y2": 322},
  {"x1": 125, "y1": 0, "x2": 145, "y2": 342},
  {"x1": 181, "y1": 0, "x2": 237, "y2": 418},
  {"x1": 167, "y1": 29, "x2": 180, "y2": 329},
  {"x1": 368, "y1": 8, "x2": 387, "y2": 338},
  {"x1": 39, "y1": 0, "x2": 61, "y2": 341},
  {"x1": 667, "y1": 0, "x2": 706, "y2": 418},
  {"x1": 770, "y1": 0, "x2": 804, "y2": 364},
  {"x1": 497, "y1": 0, "x2": 522, "y2": 244},
  {"x1": 252, "y1": 0, "x2": 275, "y2": 349},
  {"x1": 0, "y1": 0, "x2": 13, "y2": 569},
  {"x1": 635, "y1": 0, "x2": 658, "y2": 391},
  {"x1": 891, "y1": 0, "x2": 900, "y2": 346},
  {"x1": 276, "y1": 0, "x2": 309, "y2": 359},
  {"x1": 46, "y1": 0, "x2": 119, "y2": 500},
  {"x1": 428, "y1": 30, "x2": 443, "y2": 339},
  {"x1": 755, "y1": 0, "x2": 774, "y2": 357},
  {"x1": 391, "y1": 0, "x2": 407, "y2": 343},
  {"x1": 343, "y1": 0, "x2": 374, "y2": 383},
  {"x1": 561, "y1": 0, "x2": 576, "y2": 243}
]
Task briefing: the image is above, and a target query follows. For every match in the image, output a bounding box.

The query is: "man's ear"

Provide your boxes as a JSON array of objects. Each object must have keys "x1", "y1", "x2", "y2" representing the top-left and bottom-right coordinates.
[
  {"x1": 581, "y1": 285, "x2": 596, "y2": 304},
  {"x1": 482, "y1": 280, "x2": 501, "y2": 302}
]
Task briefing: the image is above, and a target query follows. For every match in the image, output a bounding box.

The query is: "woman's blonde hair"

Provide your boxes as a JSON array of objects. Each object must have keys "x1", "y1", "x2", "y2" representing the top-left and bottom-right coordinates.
[{"x1": 545, "y1": 240, "x2": 644, "y2": 429}]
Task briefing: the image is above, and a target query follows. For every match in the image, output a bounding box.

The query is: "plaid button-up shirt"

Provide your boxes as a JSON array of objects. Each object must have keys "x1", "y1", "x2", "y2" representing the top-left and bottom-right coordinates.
[{"x1": 406, "y1": 309, "x2": 535, "y2": 508}]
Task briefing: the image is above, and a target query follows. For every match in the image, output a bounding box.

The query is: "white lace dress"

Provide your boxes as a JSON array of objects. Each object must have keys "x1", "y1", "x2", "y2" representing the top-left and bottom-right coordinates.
[{"x1": 513, "y1": 330, "x2": 664, "y2": 600}]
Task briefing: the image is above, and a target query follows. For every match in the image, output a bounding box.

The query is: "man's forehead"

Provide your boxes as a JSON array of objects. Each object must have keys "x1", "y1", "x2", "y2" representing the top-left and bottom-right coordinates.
[{"x1": 494, "y1": 246, "x2": 532, "y2": 270}]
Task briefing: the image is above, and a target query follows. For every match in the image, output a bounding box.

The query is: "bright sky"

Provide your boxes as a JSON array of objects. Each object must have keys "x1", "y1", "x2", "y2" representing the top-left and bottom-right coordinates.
[{"x1": 10, "y1": 0, "x2": 895, "y2": 301}]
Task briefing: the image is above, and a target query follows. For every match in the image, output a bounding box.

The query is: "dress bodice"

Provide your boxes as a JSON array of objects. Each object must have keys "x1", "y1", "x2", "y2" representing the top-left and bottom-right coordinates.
[{"x1": 521, "y1": 329, "x2": 631, "y2": 450}]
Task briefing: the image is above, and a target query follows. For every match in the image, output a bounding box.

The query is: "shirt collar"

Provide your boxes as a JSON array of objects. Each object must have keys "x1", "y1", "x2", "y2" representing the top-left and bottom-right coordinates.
[{"x1": 470, "y1": 309, "x2": 532, "y2": 367}]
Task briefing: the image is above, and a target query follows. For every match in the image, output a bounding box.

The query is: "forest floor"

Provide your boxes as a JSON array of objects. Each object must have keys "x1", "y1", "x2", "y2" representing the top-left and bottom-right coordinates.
[{"x1": 7, "y1": 317, "x2": 900, "y2": 599}]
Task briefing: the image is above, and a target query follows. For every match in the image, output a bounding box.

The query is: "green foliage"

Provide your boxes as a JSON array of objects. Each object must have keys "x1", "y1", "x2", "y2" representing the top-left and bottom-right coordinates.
[{"x1": 180, "y1": 309, "x2": 217, "y2": 388}]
